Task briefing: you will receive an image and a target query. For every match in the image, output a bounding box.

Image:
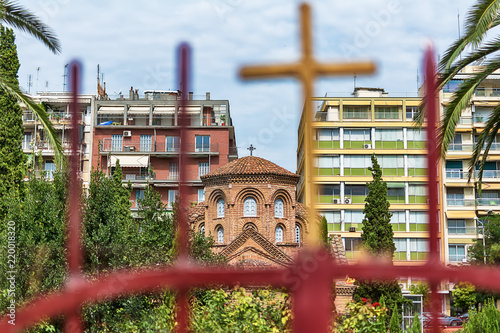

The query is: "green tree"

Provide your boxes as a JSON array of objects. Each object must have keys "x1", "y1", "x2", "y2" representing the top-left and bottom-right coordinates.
[
  {"x1": 0, "y1": 26, "x2": 24, "y2": 217},
  {"x1": 469, "y1": 213, "x2": 500, "y2": 265},
  {"x1": 407, "y1": 313, "x2": 422, "y2": 333},
  {"x1": 453, "y1": 282, "x2": 477, "y2": 310},
  {"x1": 320, "y1": 215, "x2": 329, "y2": 248},
  {"x1": 361, "y1": 154, "x2": 395, "y2": 258},
  {"x1": 355, "y1": 155, "x2": 403, "y2": 320},
  {"x1": 389, "y1": 304, "x2": 403, "y2": 333},
  {"x1": 463, "y1": 299, "x2": 500, "y2": 333},
  {"x1": 421, "y1": 0, "x2": 500, "y2": 183}
]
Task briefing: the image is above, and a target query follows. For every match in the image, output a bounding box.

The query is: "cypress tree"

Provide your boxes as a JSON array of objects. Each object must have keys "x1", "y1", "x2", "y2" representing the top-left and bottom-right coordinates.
[
  {"x1": 0, "y1": 26, "x2": 25, "y2": 217},
  {"x1": 320, "y1": 215, "x2": 329, "y2": 248},
  {"x1": 361, "y1": 154, "x2": 395, "y2": 258}
]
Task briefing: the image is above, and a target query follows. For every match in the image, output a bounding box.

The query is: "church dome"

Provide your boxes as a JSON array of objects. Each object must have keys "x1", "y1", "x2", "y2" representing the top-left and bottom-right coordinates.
[{"x1": 201, "y1": 156, "x2": 299, "y2": 180}]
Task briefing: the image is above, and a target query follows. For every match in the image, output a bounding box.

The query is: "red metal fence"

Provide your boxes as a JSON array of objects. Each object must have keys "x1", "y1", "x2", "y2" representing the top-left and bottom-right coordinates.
[{"x1": 2, "y1": 3, "x2": 500, "y2": 333}]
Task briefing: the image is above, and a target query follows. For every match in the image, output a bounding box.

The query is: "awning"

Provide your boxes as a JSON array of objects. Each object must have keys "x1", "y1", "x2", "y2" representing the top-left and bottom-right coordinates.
[
  {"x1": 128, "y1": 106, "x2": 150, "y2": 114},
  {"x1": 98, "y1": 106, "x2": 123, "y2": 114},
  {"x1": 387, "y1": 182, "x2": 406, "y2": 188},
  {"x1": 446, "y1": 211, "x2": 476, "y2": 219},
  {"x1": 179, "y1": 106, "x2": 201, "y2": 114},
  {"x1": 109, "y1": 155, "x2": 149, "y2": 168},
  {"x1": 153, "y1": 106, "x2": 175, "y2": 114}
]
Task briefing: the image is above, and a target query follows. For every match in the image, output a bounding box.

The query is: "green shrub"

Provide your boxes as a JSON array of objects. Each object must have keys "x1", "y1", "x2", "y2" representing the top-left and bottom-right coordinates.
[{"x1": 463, "y1": 299, "x2": 500, "y2": 333}]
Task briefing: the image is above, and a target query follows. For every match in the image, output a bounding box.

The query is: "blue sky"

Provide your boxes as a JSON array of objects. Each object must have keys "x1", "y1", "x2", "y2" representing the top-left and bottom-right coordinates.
[{"x1": 16, "y1": 0, "x2": 473, "y2": 172}]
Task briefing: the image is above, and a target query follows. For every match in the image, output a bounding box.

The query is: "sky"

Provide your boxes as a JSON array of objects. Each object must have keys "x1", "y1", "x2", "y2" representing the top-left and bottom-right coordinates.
[{"x1": 15, "y1": 0, "x2": 474, "y2": 172}]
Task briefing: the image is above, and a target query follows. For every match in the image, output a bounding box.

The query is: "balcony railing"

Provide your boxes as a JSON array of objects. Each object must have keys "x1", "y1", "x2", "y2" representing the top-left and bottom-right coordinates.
[
  {"x1": 446, "y1": 170, "x2": 466, "y2": 179},
  {"x1": 448, "y1": 143, "x2": 473, "y2": 151},
  {"x1": 474, "y1": 88, "x2": 500, "y2": 97},
  {"x1": 22, "y1": 141, "x2": 72, "y2": 151},
  {"x1": 447, "y1": 226, "x2": 479, "y2": 235},
  {"x1": 100, "y1": 139, "x2": 219, "y2": 154},
  {"x1": 446, "y1": 198, "x2": 476, "y2": 206},
  {"x1": 476, "y1": 198, "x2": 500, "y2": 206}
]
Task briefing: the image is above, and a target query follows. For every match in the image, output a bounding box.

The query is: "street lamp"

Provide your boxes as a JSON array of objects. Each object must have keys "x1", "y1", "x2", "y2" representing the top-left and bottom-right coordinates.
[{"x1": 475, "y1": 210, "x2": 493, "y2": 265}]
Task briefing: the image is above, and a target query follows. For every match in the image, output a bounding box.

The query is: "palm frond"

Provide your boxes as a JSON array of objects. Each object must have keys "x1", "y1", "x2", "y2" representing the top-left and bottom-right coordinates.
[
  {"x1": 0, "y1": 0, "x2": 60, "y2": 53},
  {"x1": 468, "y1": 104, "x2": 500, "y2": 190},
  {"x1": 0, "y1": 78, "x2": 63, "y2": 158},
  {"x1": 440, "y1": 57, "x2": 500, "y2": 156},
  {"x1": 440, "y1": 0, "x2": 500, "y2": 70}
]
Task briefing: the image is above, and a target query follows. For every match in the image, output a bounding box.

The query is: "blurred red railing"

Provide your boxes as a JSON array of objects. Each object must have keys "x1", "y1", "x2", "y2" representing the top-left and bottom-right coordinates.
[{"x1": 2, "y1": 3, "x2": 500, "y2": 333}]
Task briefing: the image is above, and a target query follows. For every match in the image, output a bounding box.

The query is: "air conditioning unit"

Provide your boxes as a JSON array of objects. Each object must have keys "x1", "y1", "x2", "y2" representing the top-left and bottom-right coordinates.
[
  {"x1": 344, "y1": 197, "x2": 352, "y2": 204},
  {"x1": 363, "y1": 143, "x2": 372, "y2": 149},
  {"x1": 123, "y1": 130, "x2": 132, "y2": 137},
  {"x1": 399, "y1": 283, "x2": 407, "y2": 290},
  {"x1": 333, "y1": 198, "x2": 341, "y2": 204},
  {"x1": 124, "y1": 146, "x2": 136, "y2": 152},
  {"x1": 348, "y1": 226, "x2": 356, "y2": 232}
]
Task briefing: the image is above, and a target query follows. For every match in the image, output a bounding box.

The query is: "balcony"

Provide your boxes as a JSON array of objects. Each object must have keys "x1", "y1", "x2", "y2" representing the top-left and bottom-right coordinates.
[
  {"x1": 447, "y1": 226, "x2": 479, "y2": 235},
  {"x1": 448, "y1": 143, "x2": 473, "y2": 152},
  {"x1": 446, "y1": 198, "x2": 476, "y2": 206},
  {"x1": 476, "y1": 198, "x2": 500, "y2": 206},
  {"x1": 100, "y1": 139, "x2": 219, "y2": 155},
  {"x1": 22, "y1": 141, "x2": 72, "y2": 153},
  {"x1": 446, "y1": 169, "x2": 466, "y2": 179},
  {"x1": 474, "y1": 88, "x2": 500, "y2": 97}
]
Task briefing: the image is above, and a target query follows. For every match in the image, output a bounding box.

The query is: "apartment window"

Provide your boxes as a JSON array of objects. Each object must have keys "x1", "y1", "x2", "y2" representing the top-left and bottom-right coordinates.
[
  {"x1": 407, "y1": 129, "x2": 426, "y2": 149},
  {"x1": 275, "y1": 225, "x2": 284, "y2": 243},
  {"x1": 44, "y1": 160, "x2": 56, "y2": 179},
  {"x1": 344, "y1": 237, "x2": 362, "y2": 260},
  {"x1": 315, "y1": 156, "x2": 340, "y2": 176},
  {"x1": 344, "y1": 210, "x2": 363, "y2": 231},
  {"x1": 394, "y1": 238, "x2": 407, "y2": 260},
  {"x1": 408, "y1": 155, "x2": 427, "y2": 176},
  {"x1": 409, "y1": 211, "x2": 428, "y2": 232},
  {"x1": 166, "y1": 136, "x2": 179, "y2": 152},
  {"x1": 316, "y1": 128, "x2": 340, "y2": 149},
  {"x1": 343, "y1": 155, "x2": 372, "y2": 176},
  {"x1": 449, "y1": 134, "x2": 463, "y2": 151},
  {"x1": 140, "y1": 135, "x2": 152, "y2": 152},
  {"x1": 318, "y1": 184, "x2": 340, "y2": 204},
  {"x1": 447, "y1": 188, "x2": 464, "y2": 206},
  {"x1": 410, "y1": 239, "x2": 429, "y2": 260},
  {"x1": 22, "y1": 133, "x2": 32, "y2": 150},
  {"x1": 344, "y1": 185, "x2": 369, "y2": 204},
  {"x1": 387, "y1": 183, "x2": 406, "y2": 204},
  {"x1": 343, "y1": 106, "x2": 370, "y2": 119},
  {"x1": 243, "y1": 197, "x2": 257, "y2": 217},
  {"x1": 448, "y1": 219, "x2": 466, "y2": 235},
  {"x1": 344, "y1": 128, "x2": 371, "y2": 142},
  {"x1": 406, "y1": 106, "x2": 419, "y2": 120},
  {"x1": 378, "y1": 155, "x2": 404, "y2": 176},
  {"x1": 408, "y1": 184, "x2": 427, "y2": 204},
  {"x1": 217, "y1": 199, "x2": 225, "y2": 218},
  {"x1": 168, "y1": 189, "x2": 178, "y2": 208},
  {"x1": 443, "y1": 79, "x2": 463, "y2": 93},
  {"x1": 217, "y1": 226, "x2": 224, "y2": 243},
  {"x1": 111, "y1": 134, "x2": 123, "y2": 152},
  {"x1": 375, "y1": 106, "x2": 400, "y2": 119},
  {"x1": 198, "y1": 162, "x2": 210, "y2": 178},
  {"x1": 374, "y1": 129, "x2": 403, "y2": 149},
  {"x1": 275, "y1": 198, "x2": 284, "y2": 218},
  {"x1": 322, "y1": 211, "x2": 341, "y2": 231},
  {"x1": 169, "y1": 162, "x2": 179, "y2": 180},
  {"x1": 195, "y1": 135, "x2": 210, "y2": 152},
  {"x1": 390, "y1": 211, "x2": 406, "y2": 232},
  {"x1": 198, "y1": 189, "x2": 205, "y2": 203},
  {"x1": 449, "y1": 244, "x2": 466, "y2": 262},
  {"x1": 445, "y1": 160, "x2": 463, "y2": 179},
  {"x1": 136, "y1": 189, "x2": 145, "y2": 207}
]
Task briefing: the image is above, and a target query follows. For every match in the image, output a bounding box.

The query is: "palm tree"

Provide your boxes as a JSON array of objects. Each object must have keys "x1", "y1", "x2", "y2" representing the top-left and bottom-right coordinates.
[
  {"x1": 429, "y1": 0, "x2": 500, "y2": 184},
  {"x1": 0, "y1": 1, "x2": 62, "y2": 156}
]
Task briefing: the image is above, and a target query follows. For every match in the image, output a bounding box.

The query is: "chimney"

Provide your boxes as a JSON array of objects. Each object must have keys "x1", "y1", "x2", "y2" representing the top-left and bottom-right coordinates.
[
  {"x1": 129, "y1": 86, "x2": 134, "y2": 100},
  {"x1": 206, "y1": 92, "x2": 210, "y2": 100},
  {"x1": 188, "y1": 92, "x2": 193, "y2": 100},
  {"x1": 135, "y1": 89, "x2": 139, "y2": 100}
]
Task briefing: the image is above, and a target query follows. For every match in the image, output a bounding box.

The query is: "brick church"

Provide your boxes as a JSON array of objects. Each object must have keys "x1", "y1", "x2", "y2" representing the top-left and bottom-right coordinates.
[{"x1": 188, "y1": 155, "x2": 347, "y2": 268}]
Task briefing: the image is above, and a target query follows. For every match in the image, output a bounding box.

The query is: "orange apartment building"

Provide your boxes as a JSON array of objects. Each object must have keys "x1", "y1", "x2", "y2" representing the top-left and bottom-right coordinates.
[{"x1": 90, "y1": 88, "x2": 238, "y2": 212}]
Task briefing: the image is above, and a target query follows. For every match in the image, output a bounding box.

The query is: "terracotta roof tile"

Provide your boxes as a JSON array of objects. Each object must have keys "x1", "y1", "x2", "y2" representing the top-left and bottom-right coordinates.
[{"x1": 202, "y1": 156, "x2": 299, "y2": 179}]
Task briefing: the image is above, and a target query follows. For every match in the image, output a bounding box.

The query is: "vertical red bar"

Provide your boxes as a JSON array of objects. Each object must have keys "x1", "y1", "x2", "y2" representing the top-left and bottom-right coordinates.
[
  {"x1": 65, "y1": 61, "x2": 83, "y2": 332},
  {"x1": 176, "y1": 43, "x2": 190, "y2": 332},
  {"x1": 424, "y1": 47, "x2": 441, "y2": 333}
]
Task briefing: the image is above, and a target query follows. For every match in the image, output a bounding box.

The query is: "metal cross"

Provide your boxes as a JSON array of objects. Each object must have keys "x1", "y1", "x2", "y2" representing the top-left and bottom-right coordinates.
[
  {"x1": 247, "y1": 144, "x2": 256, "y2": 156},
  {"x1": 239, "y1": 3, "x2": 376, "y2": 246}
]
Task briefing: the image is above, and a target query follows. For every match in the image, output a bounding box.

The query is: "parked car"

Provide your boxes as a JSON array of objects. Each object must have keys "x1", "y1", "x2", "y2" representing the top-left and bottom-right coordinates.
[
  {"x1": 422, "y1": 312, "x2": 463, "y2": 327},
  {"x1": 459, "y1": 312, "x2": 469, "y2": 324}
]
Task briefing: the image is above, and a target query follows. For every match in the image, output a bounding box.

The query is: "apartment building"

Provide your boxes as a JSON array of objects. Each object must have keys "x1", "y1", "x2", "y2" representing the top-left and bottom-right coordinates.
[
  {"x1": 21, "y1": 92, "x2": 94, "y2": 187},
  {"x1": 91, "y1": 88, "x2": 238, "y2": 211}
]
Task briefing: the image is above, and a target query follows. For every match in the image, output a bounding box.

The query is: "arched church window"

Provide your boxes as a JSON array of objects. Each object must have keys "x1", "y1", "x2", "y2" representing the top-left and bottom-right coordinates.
[
  {"x1": 199, "y1": 223, "x2": 205, "y2": 234},
  {"x1": 217, "y1": 198, "x2": 225, "y2": 218},
  {"x1": 295, "y1": 224, "x2": 301, "y2": 244},
  {"x1": 217, "y1": 226, "x2": 224, "y2": 243},
  {"x1": 275, "y1": 198, "x2": 284, "y2": 218},
  {"x1": 275, "y1": 225, "x2": 284, "y2": 243},
  {"x1": 243, "y1": 197, "x2": 257, "y2": 217}
]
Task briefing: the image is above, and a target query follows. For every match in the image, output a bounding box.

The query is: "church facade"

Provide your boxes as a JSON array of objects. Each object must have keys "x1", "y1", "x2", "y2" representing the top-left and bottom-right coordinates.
[{"x1": 188, "y1": 156, "x2": 310, "y2": 267}]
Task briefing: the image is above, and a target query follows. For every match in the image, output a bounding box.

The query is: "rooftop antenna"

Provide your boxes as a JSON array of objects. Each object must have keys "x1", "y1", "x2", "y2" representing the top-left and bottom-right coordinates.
[
  {"x1": 35, "y1": 67, "x2": 40, "y2": 93},
  {"x1": 45, "y1": 80, "x2": 48, "y2": 92},
  {"x1": 416, "y1": 69, "x2": 419, "y2": 93},
  {"x1": 27, "y1": 74, "x2": 32, "y2": 94},
  {"x1": 353, "y1": 74, "x2": 357, "y2": 90},
  {"x1": 63, "y1": 64, "x2": 68, "y2": 92}
]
